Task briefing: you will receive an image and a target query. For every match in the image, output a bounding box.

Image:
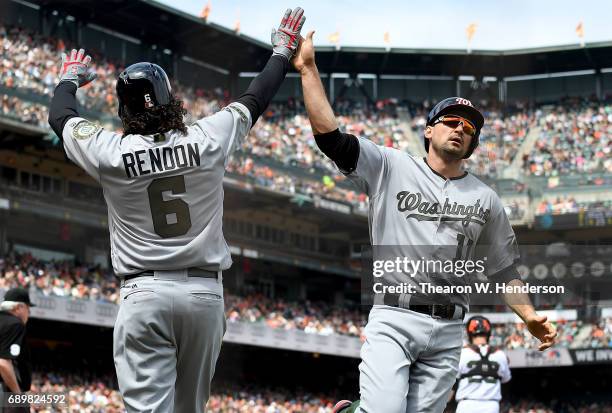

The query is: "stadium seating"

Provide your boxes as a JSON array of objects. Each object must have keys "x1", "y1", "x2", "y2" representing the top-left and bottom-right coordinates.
[
  {"x1": 523, "y1": 99, "x2": 612, "y2": 176},
  {"x1": 29, "y1": 372, "x2": 338, "y2": 412},
  {"x1": 26, "y1": 370, "x2": 612, "y2": 412},
  {"x1": 4, "y1": 23, "x2": 611, "y2": 183},
  {"x1": 536, "y1": 197, "x2": 611, "y2": 215}
]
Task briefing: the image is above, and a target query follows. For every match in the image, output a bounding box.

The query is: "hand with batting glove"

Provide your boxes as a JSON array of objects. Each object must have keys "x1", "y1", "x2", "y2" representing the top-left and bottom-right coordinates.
[
  {"x1": 271, "y1": 7, "x2": 306, "y2": 61},
  {"x1": 58, "y1": 48, "x2": 97, "y2": 88}
]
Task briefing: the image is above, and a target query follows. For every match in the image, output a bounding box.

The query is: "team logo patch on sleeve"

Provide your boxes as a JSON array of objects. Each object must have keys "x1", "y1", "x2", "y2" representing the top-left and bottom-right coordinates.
[
  {"x1": 10, "y1": 343, "x2": 20, "y2": 356},
  {"x1": 72, "y1": 120, "x2": 101, "y2": 140}
]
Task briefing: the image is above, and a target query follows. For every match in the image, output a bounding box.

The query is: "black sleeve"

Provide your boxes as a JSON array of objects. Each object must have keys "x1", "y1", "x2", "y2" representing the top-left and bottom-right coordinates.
[
  {"x1": 489, "y1": 263, "x2": 521, "y2": 284},
  {"x1": 16, "y1": 343, "x2": 32, "y2": 391},
  {"x1": 48, "y1": 81, "x2": 79, "y2": 139},
  {"x1": 0, "y1": 322, "x2": 25, "y2": 360},
  {"x1": 235, "y1": 54, "x2": 290, "y2": 126},
  {"x1": 314, "y1": 129, "x2": 360, "y2": 174}
]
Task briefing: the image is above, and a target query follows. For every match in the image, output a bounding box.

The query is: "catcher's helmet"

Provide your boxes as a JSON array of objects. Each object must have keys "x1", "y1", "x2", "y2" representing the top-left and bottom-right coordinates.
[
  {"x1": 116, "y1": 62, "x2": 172, "y2": 118},
  {"x1": 466, "y1": 315, "x2": 492, "y2": 341},
  {"x1": 424, "y1": 97, "x2": 484, "y2": 159}
]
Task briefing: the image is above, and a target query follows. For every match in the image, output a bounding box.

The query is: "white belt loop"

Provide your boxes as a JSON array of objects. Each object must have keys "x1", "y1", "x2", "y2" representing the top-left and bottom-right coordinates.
[
  {"x1": 399, "y1": 293, "x2": 410, "y2": 309},
  {"x1": 451, "y1": 305, "x2": 460, "y2": 320},
  {"x1": 217, "y1": 270, "x2": 223, "y2": 284},
  {"x1": 373, "y1": 294, "x2": 384, "y2": 306}
]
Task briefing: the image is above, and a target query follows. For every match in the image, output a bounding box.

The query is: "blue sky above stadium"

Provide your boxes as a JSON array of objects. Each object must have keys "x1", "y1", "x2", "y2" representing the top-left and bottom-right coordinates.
[{"x1": 155, "y1": 0, "x2": 612, "y2": 50}]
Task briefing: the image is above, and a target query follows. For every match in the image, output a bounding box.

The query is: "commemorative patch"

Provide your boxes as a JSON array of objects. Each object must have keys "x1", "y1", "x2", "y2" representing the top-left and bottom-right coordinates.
[
  {"x1": 10, "y1": 343, "x2": 20, "y2": 356},
  {"x1": 72, "y1": 120, "x2": 101, "y2": 140}
]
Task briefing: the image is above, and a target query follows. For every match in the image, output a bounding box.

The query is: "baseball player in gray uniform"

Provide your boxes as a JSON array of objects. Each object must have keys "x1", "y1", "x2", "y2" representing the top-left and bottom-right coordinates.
[
  {"x1": 47, "y1": 8, "x2": 305, "y2": 413},
  {"x1": 451, "y1": 315, "x2": 512, "y2": 413},
  {"x1": 292, "y1": 32, "x2": 557, "y2": 413}
]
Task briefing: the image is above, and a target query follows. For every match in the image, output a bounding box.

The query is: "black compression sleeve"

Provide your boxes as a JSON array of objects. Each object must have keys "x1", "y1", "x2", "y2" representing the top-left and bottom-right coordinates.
[
  {"x1": 48, "y1": 81, "x2": 79, "y2": 139},
  {"x1": 235, "y1": 55, "x2": 290, "y2": 126},
  {"x1": 489, "y1": 263, "x2": 521, "y2": 284},
  {"x1": 314, "y1": 129, "x2": 360, "y2": 174}
]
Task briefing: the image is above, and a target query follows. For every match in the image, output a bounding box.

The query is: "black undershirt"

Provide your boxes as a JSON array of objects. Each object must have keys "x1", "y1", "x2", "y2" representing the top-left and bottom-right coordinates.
[
  {"x1": 313, "y1": 129, "x2": 360, "y2": 174},
  {"x1": 235, "y1": 54, "x2": 290, "y2": 126},
  {"x1": 48, "y1": 81, "x2": 78, "y2": 140}
]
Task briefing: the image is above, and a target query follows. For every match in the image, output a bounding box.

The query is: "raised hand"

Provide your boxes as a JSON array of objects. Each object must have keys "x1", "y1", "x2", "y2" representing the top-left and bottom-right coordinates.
[
  {"x1": 271, "y1": 7, "x2": 306, "y2": 61},
  {"x1": 293, "y1": 30, "x2": 315, "y2": 74},
  {"x1": 59, "y1": 48, "x2": 97, "y2": 88}
]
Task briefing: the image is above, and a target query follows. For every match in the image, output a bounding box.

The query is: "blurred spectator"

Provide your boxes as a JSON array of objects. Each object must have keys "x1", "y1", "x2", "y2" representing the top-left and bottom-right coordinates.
[
  {"x1": 25, "y1": 371, "x2": 612, "y2": 412},
  {"x1": 523, "y1": 99, "x2": 612, "y2": 176},
  {"x1": 536, "y1": 197, "x2": 610, "y2": 215}
]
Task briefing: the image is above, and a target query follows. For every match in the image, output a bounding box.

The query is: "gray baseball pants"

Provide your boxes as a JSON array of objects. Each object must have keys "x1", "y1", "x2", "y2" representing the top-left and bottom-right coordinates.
[
  {"x1": 113, "y1": 271, "x2": 225, "y2": 413},
  {"x1": 357, "y1": 305, "x2": 463, "y2": 413}
]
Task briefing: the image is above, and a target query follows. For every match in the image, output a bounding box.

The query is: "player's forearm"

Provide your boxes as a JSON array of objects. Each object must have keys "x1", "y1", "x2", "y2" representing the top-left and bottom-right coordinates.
[
  {"x1": 501, "y1": 279, "x2": 537, "y2": 322},
  {"x1": 0, "y1": 359, "x2": 21, "y2": 393},
  {"x1": 235, "y1": 55, "x2": 290, "y2": 126},
  {"x1": 48, "y1": 81, "x2": 79, "y2": 138},
  {"x1": 300, "y1": 65, "x2": 337, "y2": 134}
]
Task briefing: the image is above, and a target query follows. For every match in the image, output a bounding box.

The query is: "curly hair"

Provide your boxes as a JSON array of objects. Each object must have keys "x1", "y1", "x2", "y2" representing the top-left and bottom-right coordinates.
[{"x1": 121, "y1": 97, "x2": 188, "y2": 136}]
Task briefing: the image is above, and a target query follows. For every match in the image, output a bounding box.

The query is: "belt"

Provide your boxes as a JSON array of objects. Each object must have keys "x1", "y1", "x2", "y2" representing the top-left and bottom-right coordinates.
[
  {"x1": 383, "y1": 294, "x2": 465, "y2": 320},
  {"x1": 122, "y1": 267, "x2": 219, "y2": 282}
]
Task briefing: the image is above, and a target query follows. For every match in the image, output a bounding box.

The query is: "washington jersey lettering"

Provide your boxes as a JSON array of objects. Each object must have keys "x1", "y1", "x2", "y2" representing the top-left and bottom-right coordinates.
[
  {"x1": 348, "y1": 138, "x2": 520, "y2": 308},
  {"x1": 61, "y1": 102, "x2": 251, "y2": 275}
]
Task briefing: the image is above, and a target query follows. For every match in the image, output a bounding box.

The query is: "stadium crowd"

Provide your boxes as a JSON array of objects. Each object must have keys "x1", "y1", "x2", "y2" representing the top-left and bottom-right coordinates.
[
  {"x1": 1, "y1": 94, "x2": 48, "y2": 127},
  {"x1": 29, "y1": 372, "x2": 124, "y2": 413},
  {"x1": 501, "y1": 400, "x2": 612, "y2": 413},
  {"x1": 225, "y1": 157, "x2": 368, "y2": 212},
  {"x1": 0, "y1": 252, "x2": 120, "y2": 304},
  {"x1": 28, "y1": 372, "x2": 339, "y2": 412},
  {"x1": 1, "y1": 252, "x2": 611, "y2": 348},
  {"x1": 465, "y1": 106, "x2": 535, "y2": 178},
  {"x1": 225, "y1": 293, "x2": 366, "y2": 337},
  {"x1": 587, "y1": 318, "x2": 612, "y2": 348},
  {"x1": 536, "y1": 197, "x2": 611, "y2": 215},
  {"x1": 24, "y1": 371, "x2": 612, "y2": 412},
  {"x1": 523, "y1": 99, "x2": 612, "y2": 176},
  {"x1": 4, "y1": 23, "x2": 612, "y2": 185}
]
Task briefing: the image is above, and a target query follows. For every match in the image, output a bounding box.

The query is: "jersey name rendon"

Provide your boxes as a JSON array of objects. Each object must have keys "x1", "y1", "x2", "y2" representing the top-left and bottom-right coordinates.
[
  {"x1": 396, "y1": 191, "x2": 492, "y2": 227},
  {"x1": 122, "y1": 143, "x2": 200, "y2": 178}
]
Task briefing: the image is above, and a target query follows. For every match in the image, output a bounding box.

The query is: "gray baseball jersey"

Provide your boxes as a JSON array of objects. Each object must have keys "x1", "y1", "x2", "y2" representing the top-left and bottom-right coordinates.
[
  {"x1": 61, "y1": 102, "x2": 251, "y2": 275},
  {"x1": 349, "y1": 137, "x2": 519, "y2": 308}
]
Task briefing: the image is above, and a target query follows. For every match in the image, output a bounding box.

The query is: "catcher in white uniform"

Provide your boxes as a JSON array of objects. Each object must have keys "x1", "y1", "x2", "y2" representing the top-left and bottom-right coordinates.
[{"x1": 453, "y1": 315, "x2": 511, "y2": 413}]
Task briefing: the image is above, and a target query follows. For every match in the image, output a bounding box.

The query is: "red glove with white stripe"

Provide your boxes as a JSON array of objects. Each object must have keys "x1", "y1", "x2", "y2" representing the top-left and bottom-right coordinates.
[
  {"x1": 59, "y1": 48, "x2": 97, "y2": 88},
  {"x1": 271, "y1": 7, "x2": 306, "y2": 61}
]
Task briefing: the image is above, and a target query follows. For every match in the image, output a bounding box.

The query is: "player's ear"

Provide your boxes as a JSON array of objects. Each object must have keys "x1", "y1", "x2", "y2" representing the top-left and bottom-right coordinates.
[{"x1": 424, "y1": 125, "x2": 433, "y2": 139}]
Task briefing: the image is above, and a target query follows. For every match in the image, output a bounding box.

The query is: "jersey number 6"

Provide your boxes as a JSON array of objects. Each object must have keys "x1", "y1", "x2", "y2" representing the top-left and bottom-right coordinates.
[{"x1": 147, "y1": 175, "x2": 192, "y2": 238}]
